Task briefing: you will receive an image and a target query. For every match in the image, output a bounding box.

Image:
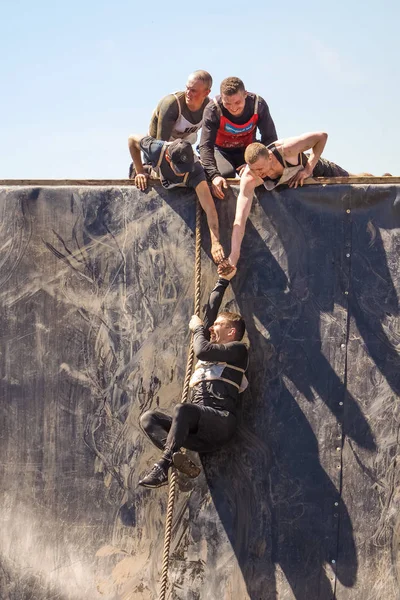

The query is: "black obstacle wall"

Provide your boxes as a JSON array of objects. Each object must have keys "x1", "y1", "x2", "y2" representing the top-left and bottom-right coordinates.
[{"x1": 0, "y1": 183, "x2": 399, "y2": 600}]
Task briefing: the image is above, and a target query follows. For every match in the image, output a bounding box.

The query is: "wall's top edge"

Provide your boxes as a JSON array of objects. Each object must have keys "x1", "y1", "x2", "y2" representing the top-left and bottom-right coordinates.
[{"x1": 0, "y1": 177, "x2": 399, "y2": 187}]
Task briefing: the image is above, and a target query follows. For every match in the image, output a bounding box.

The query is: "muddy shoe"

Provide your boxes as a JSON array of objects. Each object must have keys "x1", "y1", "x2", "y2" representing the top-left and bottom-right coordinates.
[
  {"x1": 176, "y1": 473, "x2": 196, "y2": 493},
  {"x1": 139, "y1": 463, "x2": 169, "y2": 488},
  {"x1": 172, "y1": 452, "x2": 201, "y2": 479}
]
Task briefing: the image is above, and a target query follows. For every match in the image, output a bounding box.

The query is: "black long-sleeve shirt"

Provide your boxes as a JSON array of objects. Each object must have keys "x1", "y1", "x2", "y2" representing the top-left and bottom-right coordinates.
[
  {"x1": 191, "y1": 278, "x2": 248, "y2": 414},
  {"x1": 199, "y1": 93, "x2": 277, "y2": 181}
]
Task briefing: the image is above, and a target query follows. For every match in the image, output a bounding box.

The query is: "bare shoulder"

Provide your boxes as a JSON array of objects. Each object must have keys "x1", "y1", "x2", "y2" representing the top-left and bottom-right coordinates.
[{"x1": 159, "y1": 92, "x2": 180, "y2": 107}]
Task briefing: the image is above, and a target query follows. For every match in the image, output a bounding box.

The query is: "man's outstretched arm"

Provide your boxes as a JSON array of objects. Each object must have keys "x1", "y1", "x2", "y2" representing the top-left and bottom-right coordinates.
[
  {"x1": 189, "y1": 270, "x2": 245, "y2": 363},
  {"x1": 189, "y1": 268, "x2": 237, "y2": 341},
  {"x1": 195, "y1": 180, "x2": 225, "y2": 265},
  {"x1": 218, "y1": 168, "x2": 260, "y2": 274}
]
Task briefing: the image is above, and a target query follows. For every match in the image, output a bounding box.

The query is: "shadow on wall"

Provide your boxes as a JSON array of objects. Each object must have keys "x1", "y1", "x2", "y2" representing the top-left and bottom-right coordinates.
[
  {"x1": 40, "y1": 183, "x2": 400, "y2": 599},
  {"x1": 200, "y1": 184, "x2": 400, "y2": 600},
  {"x1": 199, "y1": 192, "x2": 356, "y2": 600}
]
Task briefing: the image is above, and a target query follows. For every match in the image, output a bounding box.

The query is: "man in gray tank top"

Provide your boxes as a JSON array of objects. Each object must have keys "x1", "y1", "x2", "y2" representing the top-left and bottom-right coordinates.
[
  {"x1": 128, "y1": 70, "x2": 212, "y2": 177},
  {"x1": 148, "y1": 70, "x2": 212, "y2": 143}
]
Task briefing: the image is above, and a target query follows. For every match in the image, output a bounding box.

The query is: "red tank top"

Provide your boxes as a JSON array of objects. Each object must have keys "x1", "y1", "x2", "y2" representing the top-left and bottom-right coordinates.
[{"x1": 214, "y1": 96, "x2": 259, "y2": 149}]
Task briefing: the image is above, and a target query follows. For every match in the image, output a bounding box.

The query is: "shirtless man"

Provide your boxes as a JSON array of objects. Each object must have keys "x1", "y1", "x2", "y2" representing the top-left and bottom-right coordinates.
[{"x1": 218, "y1": 132, "x2": 349, "y2": 271}]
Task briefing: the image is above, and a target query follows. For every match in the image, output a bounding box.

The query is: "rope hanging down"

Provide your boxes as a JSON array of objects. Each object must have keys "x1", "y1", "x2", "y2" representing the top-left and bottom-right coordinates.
[{"x1": 158, "y1": 199, "x2": 202, "y2": 600}]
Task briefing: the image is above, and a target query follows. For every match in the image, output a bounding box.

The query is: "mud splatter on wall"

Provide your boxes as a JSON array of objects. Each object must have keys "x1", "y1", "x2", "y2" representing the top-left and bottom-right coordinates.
[{"x1": 0, "y1": 183, "x2": 399, "y2": 600}]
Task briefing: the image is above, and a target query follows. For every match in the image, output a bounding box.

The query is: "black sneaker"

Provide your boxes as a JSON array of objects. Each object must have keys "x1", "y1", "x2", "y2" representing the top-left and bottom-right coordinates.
[
  {"x1": 172, "y1": 452, "x2": 201, "y2": 479},
  {"x1": 139, "y1": 463, "x2": 169, "y2": 488}
]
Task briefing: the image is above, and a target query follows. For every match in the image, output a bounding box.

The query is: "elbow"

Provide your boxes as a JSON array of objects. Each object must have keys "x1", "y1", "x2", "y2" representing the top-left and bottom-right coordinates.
[
  {"x1": 128, "y1": 135, "x2": 140, "y2": 151},
  {"x1": 319, "y1": 132, "x2": 328, "y2": 143},
  {"x1": 195, "y1": 349, "x2": 210, "y2": 361}
]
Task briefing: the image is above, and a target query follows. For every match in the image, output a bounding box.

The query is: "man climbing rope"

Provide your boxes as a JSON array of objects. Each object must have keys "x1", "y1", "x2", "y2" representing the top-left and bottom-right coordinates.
[
  {"x1": 138, "y1": 267, "x2": 248, "y2": 488},
  {"x1": 218, "y1": 131, "x2": 350, "y2": 273},
  {"x1": 129, "y1": 134, "x2": 224, "y2": 264}
]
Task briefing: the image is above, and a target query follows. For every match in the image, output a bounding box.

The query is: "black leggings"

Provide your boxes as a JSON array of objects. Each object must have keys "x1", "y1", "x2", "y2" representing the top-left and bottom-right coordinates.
[
  {"x1": 214, "y1": 148, "x2": 246, "y2": 178},
  {"x1": 140, "y1": 403, "x2": 237, "y2": 457}
]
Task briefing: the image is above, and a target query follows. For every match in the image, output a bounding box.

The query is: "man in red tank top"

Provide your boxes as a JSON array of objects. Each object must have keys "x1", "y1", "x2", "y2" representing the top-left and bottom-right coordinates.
[{"x1": 199, "y1": 77, "x2": 277, "y2": 199}]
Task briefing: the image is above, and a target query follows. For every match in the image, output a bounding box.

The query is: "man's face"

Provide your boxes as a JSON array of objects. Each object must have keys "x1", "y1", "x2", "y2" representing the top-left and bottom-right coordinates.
[
  {"x1": 248, "y1": 154, "x2": 273, "y2": 179},
  {"x1": 185, "y1": 78, "x2": 210, "y2": 110},
  {"x1": 221, "y1": 90, "x2": 247, "y2": 117},
  {"x1": 209, "y1": 317, "x2": 235, "y2": 344}
]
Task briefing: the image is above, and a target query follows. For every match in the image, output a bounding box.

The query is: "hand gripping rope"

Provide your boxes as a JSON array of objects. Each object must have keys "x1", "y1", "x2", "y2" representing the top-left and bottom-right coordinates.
[{"x1": 158, "y1": 199, "x2": 202, "y2": 600}]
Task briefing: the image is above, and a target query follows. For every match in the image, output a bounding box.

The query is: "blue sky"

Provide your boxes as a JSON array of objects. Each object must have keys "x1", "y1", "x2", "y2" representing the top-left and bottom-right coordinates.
[{"x1": 0, "y1": 0, "x2": 398, "y2": 178}]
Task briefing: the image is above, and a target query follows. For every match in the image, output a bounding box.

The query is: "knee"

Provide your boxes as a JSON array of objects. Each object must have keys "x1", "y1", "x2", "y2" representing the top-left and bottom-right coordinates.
[
  {"x1": 172, "y1": 403, "x2": 187, "y2": 421},
  {"x1": 173, "y1": 403, "x2": 195, "y2": 421},
  {"x1": 140, "y1": 410, "x2": 155, "y2": 432}
]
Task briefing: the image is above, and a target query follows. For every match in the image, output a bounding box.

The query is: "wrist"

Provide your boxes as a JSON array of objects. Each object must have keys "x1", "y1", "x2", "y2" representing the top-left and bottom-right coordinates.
[
  {"x1": 229, "y1": 251, "x2": 239, "y2": 266},
  {"x1": 218, "y1": 276, "x2": 231, "y2": 285}
]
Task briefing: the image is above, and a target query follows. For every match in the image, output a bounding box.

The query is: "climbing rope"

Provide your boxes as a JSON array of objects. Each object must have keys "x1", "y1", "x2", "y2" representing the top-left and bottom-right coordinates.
[{"x1": 158, "y1": 199, "x2": 202, "y2": 600}]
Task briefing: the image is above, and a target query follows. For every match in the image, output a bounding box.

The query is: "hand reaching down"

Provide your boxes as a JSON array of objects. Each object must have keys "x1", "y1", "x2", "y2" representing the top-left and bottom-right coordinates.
[
  {"x1": 217, "y1": 259, "x2": 237, "y2": 280},
  {"x1": 211, "y1": 241, "x2": 225, "y2": 265}
]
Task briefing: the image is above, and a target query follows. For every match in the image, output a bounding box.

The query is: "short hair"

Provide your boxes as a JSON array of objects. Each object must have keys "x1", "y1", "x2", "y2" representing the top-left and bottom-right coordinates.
[
  {"x1": 218, "y1": 311, "x2": 246, "y2": 341},
  {"x1": 245, "y1": 142, "x2": 269, "y2": 164},
  {"x1": 220, "y1": 77, "x2": 245, "y2": 96},
  {"x1": 189, "y1": 70, "x2": 213, "y2": 90}
]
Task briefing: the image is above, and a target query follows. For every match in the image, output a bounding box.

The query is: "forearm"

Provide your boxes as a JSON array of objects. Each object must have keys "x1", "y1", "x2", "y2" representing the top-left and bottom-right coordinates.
[
  {"x1": 206, "y1": 209, "x2": 220, "y2": 246},
  {"x1": 307, "y1": 133, "x2": 328, "y2": 170},
  {"x1": 128, "y1": 135, "x2": 145, "y2": 174},
  {"x1": 229, "y1": 221, "x2": 246, "y2": 266},
  {"x1": 202, "y1": 278, "x2": 229, "y2": 333},
  {"x1": 195, "y1": 181, "x2": 220, "y2": 243},
  {"x1": 229, "y1": 183, "x2": 256, "y2": 266},
  {"x1": 285, "y1": 132, "x2": 328, "y2": 171}
]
